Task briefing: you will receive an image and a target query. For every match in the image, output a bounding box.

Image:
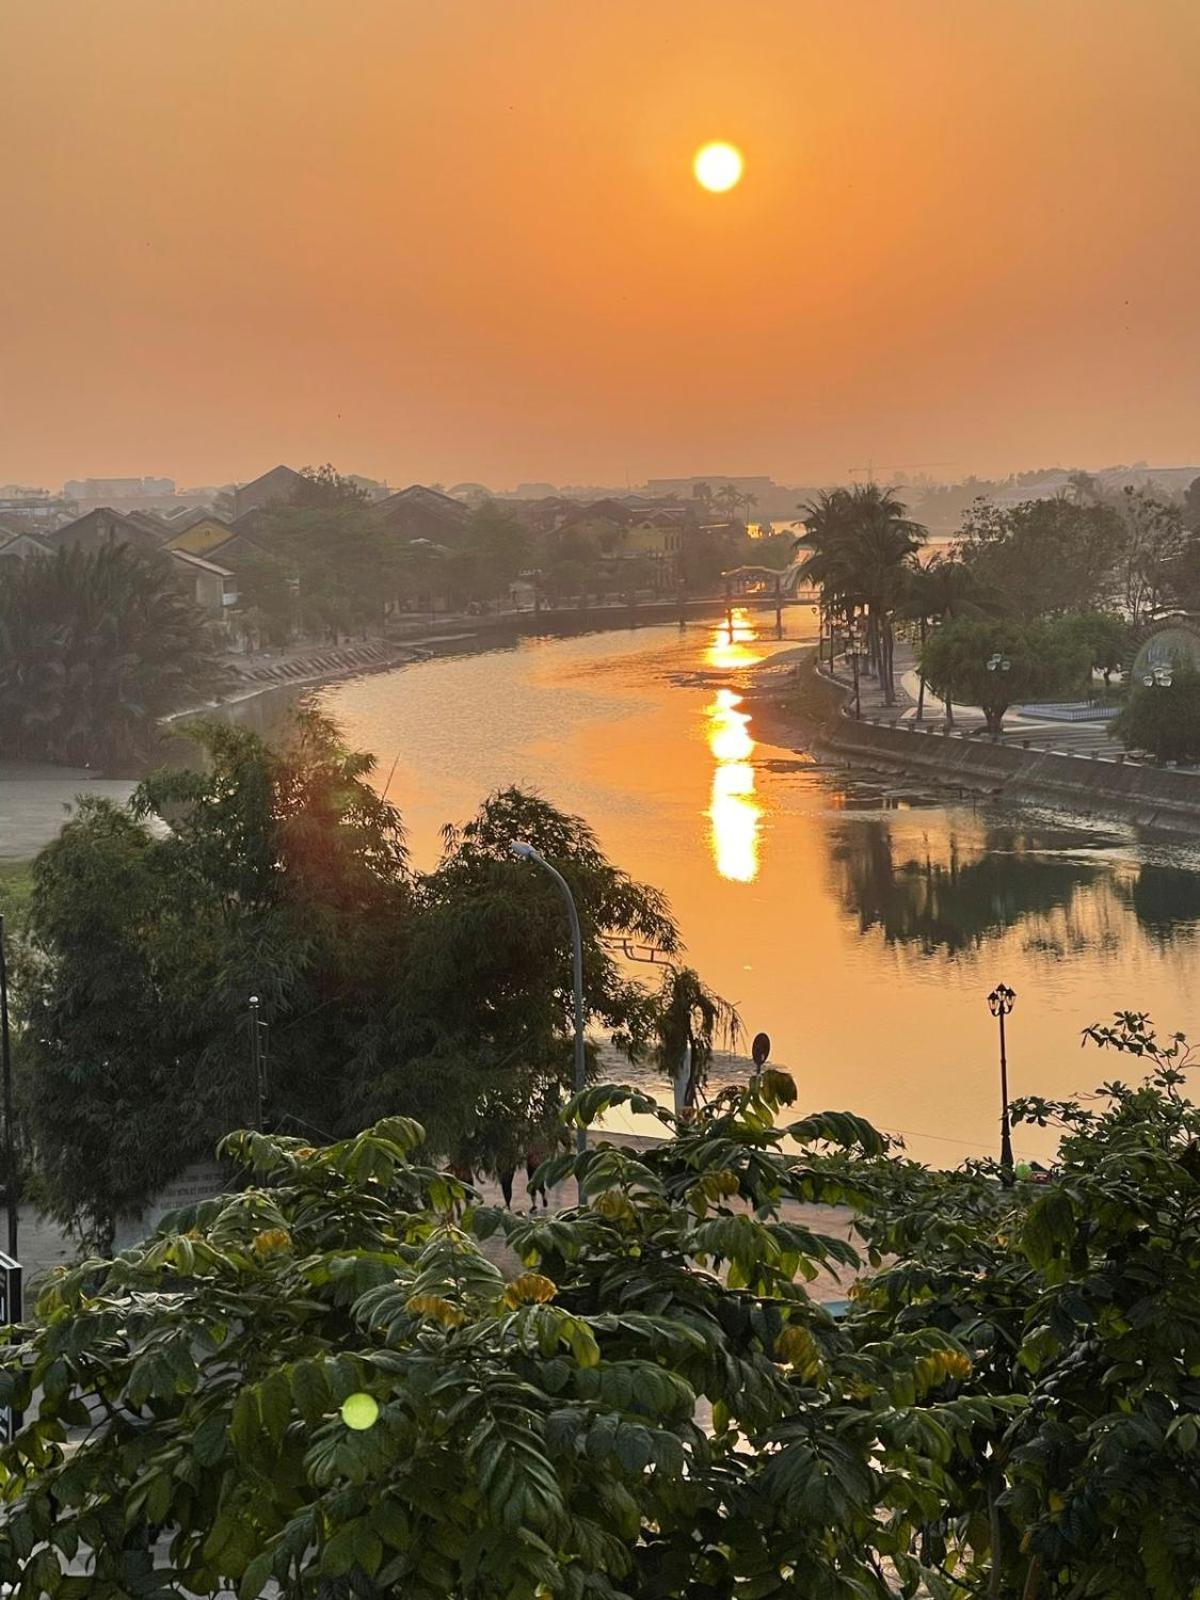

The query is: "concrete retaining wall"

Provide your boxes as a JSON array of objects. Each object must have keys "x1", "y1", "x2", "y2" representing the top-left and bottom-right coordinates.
[{"x1": 823, "y1": 716, "x2": 1200, "y2": 834}]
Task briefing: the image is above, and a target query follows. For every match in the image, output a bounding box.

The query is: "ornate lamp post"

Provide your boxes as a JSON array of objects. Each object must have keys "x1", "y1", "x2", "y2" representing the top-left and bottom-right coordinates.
[{"x1": 987, "y1": 983, "x2": 1016, "y2": 1176}]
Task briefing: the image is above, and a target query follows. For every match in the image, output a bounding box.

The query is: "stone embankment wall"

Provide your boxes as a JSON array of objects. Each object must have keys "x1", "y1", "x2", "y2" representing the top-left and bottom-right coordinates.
[{"x1": 823, "y1": 715, "x2": 1200, "y2": 833}]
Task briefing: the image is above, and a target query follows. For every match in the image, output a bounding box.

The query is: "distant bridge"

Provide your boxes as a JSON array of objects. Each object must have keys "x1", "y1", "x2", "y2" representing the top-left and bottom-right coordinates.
[{"x1": 719, "y1": 563, "x2": 820, "y2": 605}]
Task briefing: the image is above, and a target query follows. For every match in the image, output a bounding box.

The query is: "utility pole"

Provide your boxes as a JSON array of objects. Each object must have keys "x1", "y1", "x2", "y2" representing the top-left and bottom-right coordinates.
[{"x1": 0, "y1": 916, "x2": 17, "y2": 1257}]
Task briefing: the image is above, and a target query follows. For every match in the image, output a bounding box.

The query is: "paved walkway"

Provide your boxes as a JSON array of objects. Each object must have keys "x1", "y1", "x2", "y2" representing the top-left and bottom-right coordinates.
[{"x1": 825, "y1": 642, "x2": 1134, "y2": 763}]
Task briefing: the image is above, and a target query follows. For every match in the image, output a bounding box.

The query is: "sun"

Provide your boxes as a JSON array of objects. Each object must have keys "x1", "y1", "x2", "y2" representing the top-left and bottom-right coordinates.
[{"x1": 693, "y1": 141, "x2": 744, "y2": 193}]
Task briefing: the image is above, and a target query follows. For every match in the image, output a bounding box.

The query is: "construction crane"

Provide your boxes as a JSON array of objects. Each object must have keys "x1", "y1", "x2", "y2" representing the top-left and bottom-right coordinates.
[{"x1": 848, "y1": 461, "x2": 957, "y2": 483}]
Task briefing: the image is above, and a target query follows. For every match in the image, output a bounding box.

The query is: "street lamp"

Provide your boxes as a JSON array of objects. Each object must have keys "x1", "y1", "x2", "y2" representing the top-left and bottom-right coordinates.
[
  {"x1": 1143, "y1": 665, "x2": 1173, "y2": 688},
  {"x1": 511, "y1": 842, "x2": 587, "y2": 1195},
  {"x1": 987, "y1": 983, "x2": 1016, "y2": 1177},
  {"x1": 986, "y1": 653, "x2": 1011, "y2": 674},
  {"x1": 248, "y1": 995, "x2": 268, "y2": 1133}
]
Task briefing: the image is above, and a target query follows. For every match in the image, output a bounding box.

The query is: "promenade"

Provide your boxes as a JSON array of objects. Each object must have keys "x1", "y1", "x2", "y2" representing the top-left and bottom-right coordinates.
[{"x1": 822, "y1": 640, "x2": 1134, "y2": 761}]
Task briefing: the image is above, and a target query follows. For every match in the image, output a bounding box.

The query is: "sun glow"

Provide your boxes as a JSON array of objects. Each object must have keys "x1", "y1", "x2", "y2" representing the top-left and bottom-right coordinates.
[{"x1": 693, "y1": 141, "x2": 744, "y2": 193}]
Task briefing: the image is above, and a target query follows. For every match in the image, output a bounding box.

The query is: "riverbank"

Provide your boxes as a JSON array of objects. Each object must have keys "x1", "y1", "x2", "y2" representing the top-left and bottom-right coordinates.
[{"x1": 747, "y1": 653, "x2": 1200, "y2": 835}]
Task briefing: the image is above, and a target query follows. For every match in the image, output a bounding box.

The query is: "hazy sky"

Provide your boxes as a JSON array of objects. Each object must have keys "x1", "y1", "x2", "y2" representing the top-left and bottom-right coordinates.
[{"x1": 3, "y1": 0, "x2": 1198, "y2": 491}]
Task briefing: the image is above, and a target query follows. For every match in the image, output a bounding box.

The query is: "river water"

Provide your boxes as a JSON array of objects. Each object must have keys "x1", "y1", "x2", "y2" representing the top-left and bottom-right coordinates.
[{"x1": 305, "y1": 608, "x2": 1200, "y2": 1168}]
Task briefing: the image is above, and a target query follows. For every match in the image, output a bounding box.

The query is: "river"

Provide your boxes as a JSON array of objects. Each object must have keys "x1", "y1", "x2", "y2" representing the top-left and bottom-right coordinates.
[{"x1": 297, "y1": 607, "x2": 1200, "y2": 1168}]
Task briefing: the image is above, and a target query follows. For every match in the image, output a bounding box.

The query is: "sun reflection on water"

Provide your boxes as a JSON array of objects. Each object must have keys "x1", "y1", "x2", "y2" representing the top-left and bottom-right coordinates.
[
  {"x1": 705, "y1": 608, "x2": 764, "y2": 671},
  {"x1": 705, "y1": 609, "x2": 763, "y2": 881}
]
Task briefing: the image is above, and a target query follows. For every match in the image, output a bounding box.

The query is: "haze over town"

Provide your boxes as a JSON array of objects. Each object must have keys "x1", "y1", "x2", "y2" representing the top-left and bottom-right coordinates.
[{"x1": 4, "y1": 0, "x2": 1199, "y2": 489}]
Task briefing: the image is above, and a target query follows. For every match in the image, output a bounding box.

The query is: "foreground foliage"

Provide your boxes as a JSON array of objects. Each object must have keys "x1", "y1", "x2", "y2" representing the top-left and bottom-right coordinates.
[
  {"x1": 5, "y1": 1018, "x2": 1200, "y2": 1595},
  {"x1": 0, "y1": 1073, "x2": 997, "y2": 1598},
  {"x1": 18, "y1": 714, "x2": 728, "y2": 1246}
]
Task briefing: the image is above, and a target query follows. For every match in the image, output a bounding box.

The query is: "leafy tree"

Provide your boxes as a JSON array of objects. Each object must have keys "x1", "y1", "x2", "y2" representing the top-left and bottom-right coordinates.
[
  {"x1": 0, "y1": 543, "x2": 221, "y2": 767},
  {"x1": 853, "y1": 1013, "x2": 1200, "y2": 1598},
  {"x1": 900, "y1": 557, "x2": 989, "y2": 722},
  {"x1": 1060, "y1": 608, "x2": 1130, "y2": 692},
  {"x1": 255, "y1": 495, "x2": 401, "y2": 639},
  {"x1": 447, "y1": 503, "x2": 529, "y2": 606},
  {"x1": 292, "y1": 464, "x2": 371, "y2": 509},
  {"x1": 954, "y1": 496, "x2": 1124, "y2": 619},
  {"x1": 1111, "y1": 487, "x2": 1187, "y2": 626},
  {"x1": 233, "y1": 546, "x2": 299, "y2": 646},
  {"x1": 20, "y1": 714, "x2": 409, "y2": 1250},
  {"x1": 920, "y1": 615, "x2": 1090, "y2": 734},
  {"x1": 18, "y1": 721, "x2": 715, "y2": 1245},
  {"x1": 0, "y1": 1071, "x2": 1008, "y2": 1599},
  {"x1": 1110, "y1": 667, "x2": 1200, "y2": 763}
]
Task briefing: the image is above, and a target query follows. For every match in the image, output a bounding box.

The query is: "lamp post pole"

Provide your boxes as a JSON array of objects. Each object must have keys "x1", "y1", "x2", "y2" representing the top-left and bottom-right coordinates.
[
  {"x1": 511, "y1": 843, "x2": 587, "y2": 1198},
  {"x1": 987, "y1": 984, "x2": 1016, "y2": 1178},
  {"x1": 0, "y1": 916, "x2": 16, "y2": 1257},
  {"x1": 249, "y1": 995, "x2": 268, "y2": 1133}
]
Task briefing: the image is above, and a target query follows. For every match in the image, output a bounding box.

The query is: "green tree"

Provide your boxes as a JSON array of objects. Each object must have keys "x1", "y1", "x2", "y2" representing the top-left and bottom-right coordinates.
[
  {"x1": 853, "y1": 1014, "x2": 1200, "y2": 1598},
  {"x1": 900, "y1": 557, "x2": 988, "y2": 722},
  {"x1": 954, "y1": 495, "x2": 1123, "y2": 618},
  {"x1": 1060, "y1": 608, "x2": 1130, "y2": 692},
  {"x1": 256, "y1": 474, "x2": 401, "y2": 637},
  {"x1": 18, "y1": 721, "x2": 716, "y2": 1244},
  {"x1": 0, "y1": 1071, "x2": 1008, "y2": 1599},
  {"x1": 0, "y1": 543, "x2": 221, "y2": 768},
  {"x1": 1110, "y1": 667, "x2": 1200, "y2": 763},
  {"x1": 292, "y1": 464, "x2": 371, "y2": 508},
  {"x1": 919, "y1": 615, "x2": 1090, "y2": 734},
  {"x1": 449, "y1": 503, "x2": 530, "y2": 606},
  {"x1": 234, "y1": 546, "x2": 299, "y2": 646},
  {"x1": 21, "y1": 714, "x2": 410, "y2": 1249}
]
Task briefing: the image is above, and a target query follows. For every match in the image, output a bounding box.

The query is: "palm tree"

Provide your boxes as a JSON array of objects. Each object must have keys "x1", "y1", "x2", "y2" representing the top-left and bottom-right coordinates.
[
  {"x1": 715, "y1": 484, "x2": 743, "y2": 524},
  {"x1": 0, "y1": 543, "x2": 222, "y2": 767},
  {"x1": 901, "y1": 557, "x2": 986, "y2": 722},
  {"x1": 796, "y1": 485, "x2": 927, "y2": 704}
]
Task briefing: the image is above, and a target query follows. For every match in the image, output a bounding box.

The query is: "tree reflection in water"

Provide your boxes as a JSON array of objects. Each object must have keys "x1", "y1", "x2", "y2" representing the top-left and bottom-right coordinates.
[
  {"x1": 1120, "y1": 865, "x2": 1200, "y2": 944},
  {"x1": 829, "y1": 821, "x2": 1105, "y2": 956}
]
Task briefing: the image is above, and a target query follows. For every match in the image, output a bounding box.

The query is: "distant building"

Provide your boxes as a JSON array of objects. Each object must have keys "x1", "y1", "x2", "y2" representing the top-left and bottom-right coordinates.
[
  {"x1": 165, "y1": 517, "x2": 235, "y2": 557},
  {"x1": 231, "y1": 465, "x2": 303, "y2": 520},
  {"x1": 0, "y1": 532, "x2": 53, "y2": 562},
  {"x1": 0, "y1": 489, "x2": 78, "y2": 530},
  {"x1": 64, "y1": 476, "x2": 176, "y2": 512},
  {"x1": 169, "y1": 548, "x2": 238, "y2": 614},
  {"x1": 121, "y1": 510, "x2": 171, "y2": 542},
  {"x1": 43, "y1": 508, "x2": 166, "y2": 558},
  {"x1": 372, "y1": 484, "x2": 470, "y2": 542}
]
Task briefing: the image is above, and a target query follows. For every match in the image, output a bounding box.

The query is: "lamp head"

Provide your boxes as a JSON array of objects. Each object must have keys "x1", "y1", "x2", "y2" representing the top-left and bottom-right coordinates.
[
  {"x1": 510, "y1": 841, "x2": 536, "y2": 860},
  {"x1": 987, "y1": 982, "x2": 1016, "y2": 1016}
]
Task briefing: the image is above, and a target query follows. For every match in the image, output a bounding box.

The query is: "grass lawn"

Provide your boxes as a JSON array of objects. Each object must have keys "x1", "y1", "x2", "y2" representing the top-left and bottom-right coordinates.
[{"x1": 0, "y1": 860, "x2": 34, "y2": 921}]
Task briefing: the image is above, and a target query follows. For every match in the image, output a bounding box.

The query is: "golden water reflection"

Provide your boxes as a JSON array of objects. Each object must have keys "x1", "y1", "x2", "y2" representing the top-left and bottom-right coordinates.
[
  {"x1": 706, "y1": 609, "x2": 764, "y2": 880},
  {"x1": 705, "y1": 607, "x2": 764, "y2": 671}
]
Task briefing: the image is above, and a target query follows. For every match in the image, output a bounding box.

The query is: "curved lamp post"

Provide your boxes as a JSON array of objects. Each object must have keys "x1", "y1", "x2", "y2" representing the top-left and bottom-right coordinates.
[
  {"x1": 511, "y1": 842, "x2": 587, "y2": 1196},
  {"x1": 987, "y1": 983, "x2": 1016, "y2": 1177}
]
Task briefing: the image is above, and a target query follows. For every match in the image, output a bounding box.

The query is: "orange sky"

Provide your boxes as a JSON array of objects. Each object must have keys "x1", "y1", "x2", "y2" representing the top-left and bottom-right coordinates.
[{"x1": 2, "y1": 0, "x2": 1198, "y2": 491}]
